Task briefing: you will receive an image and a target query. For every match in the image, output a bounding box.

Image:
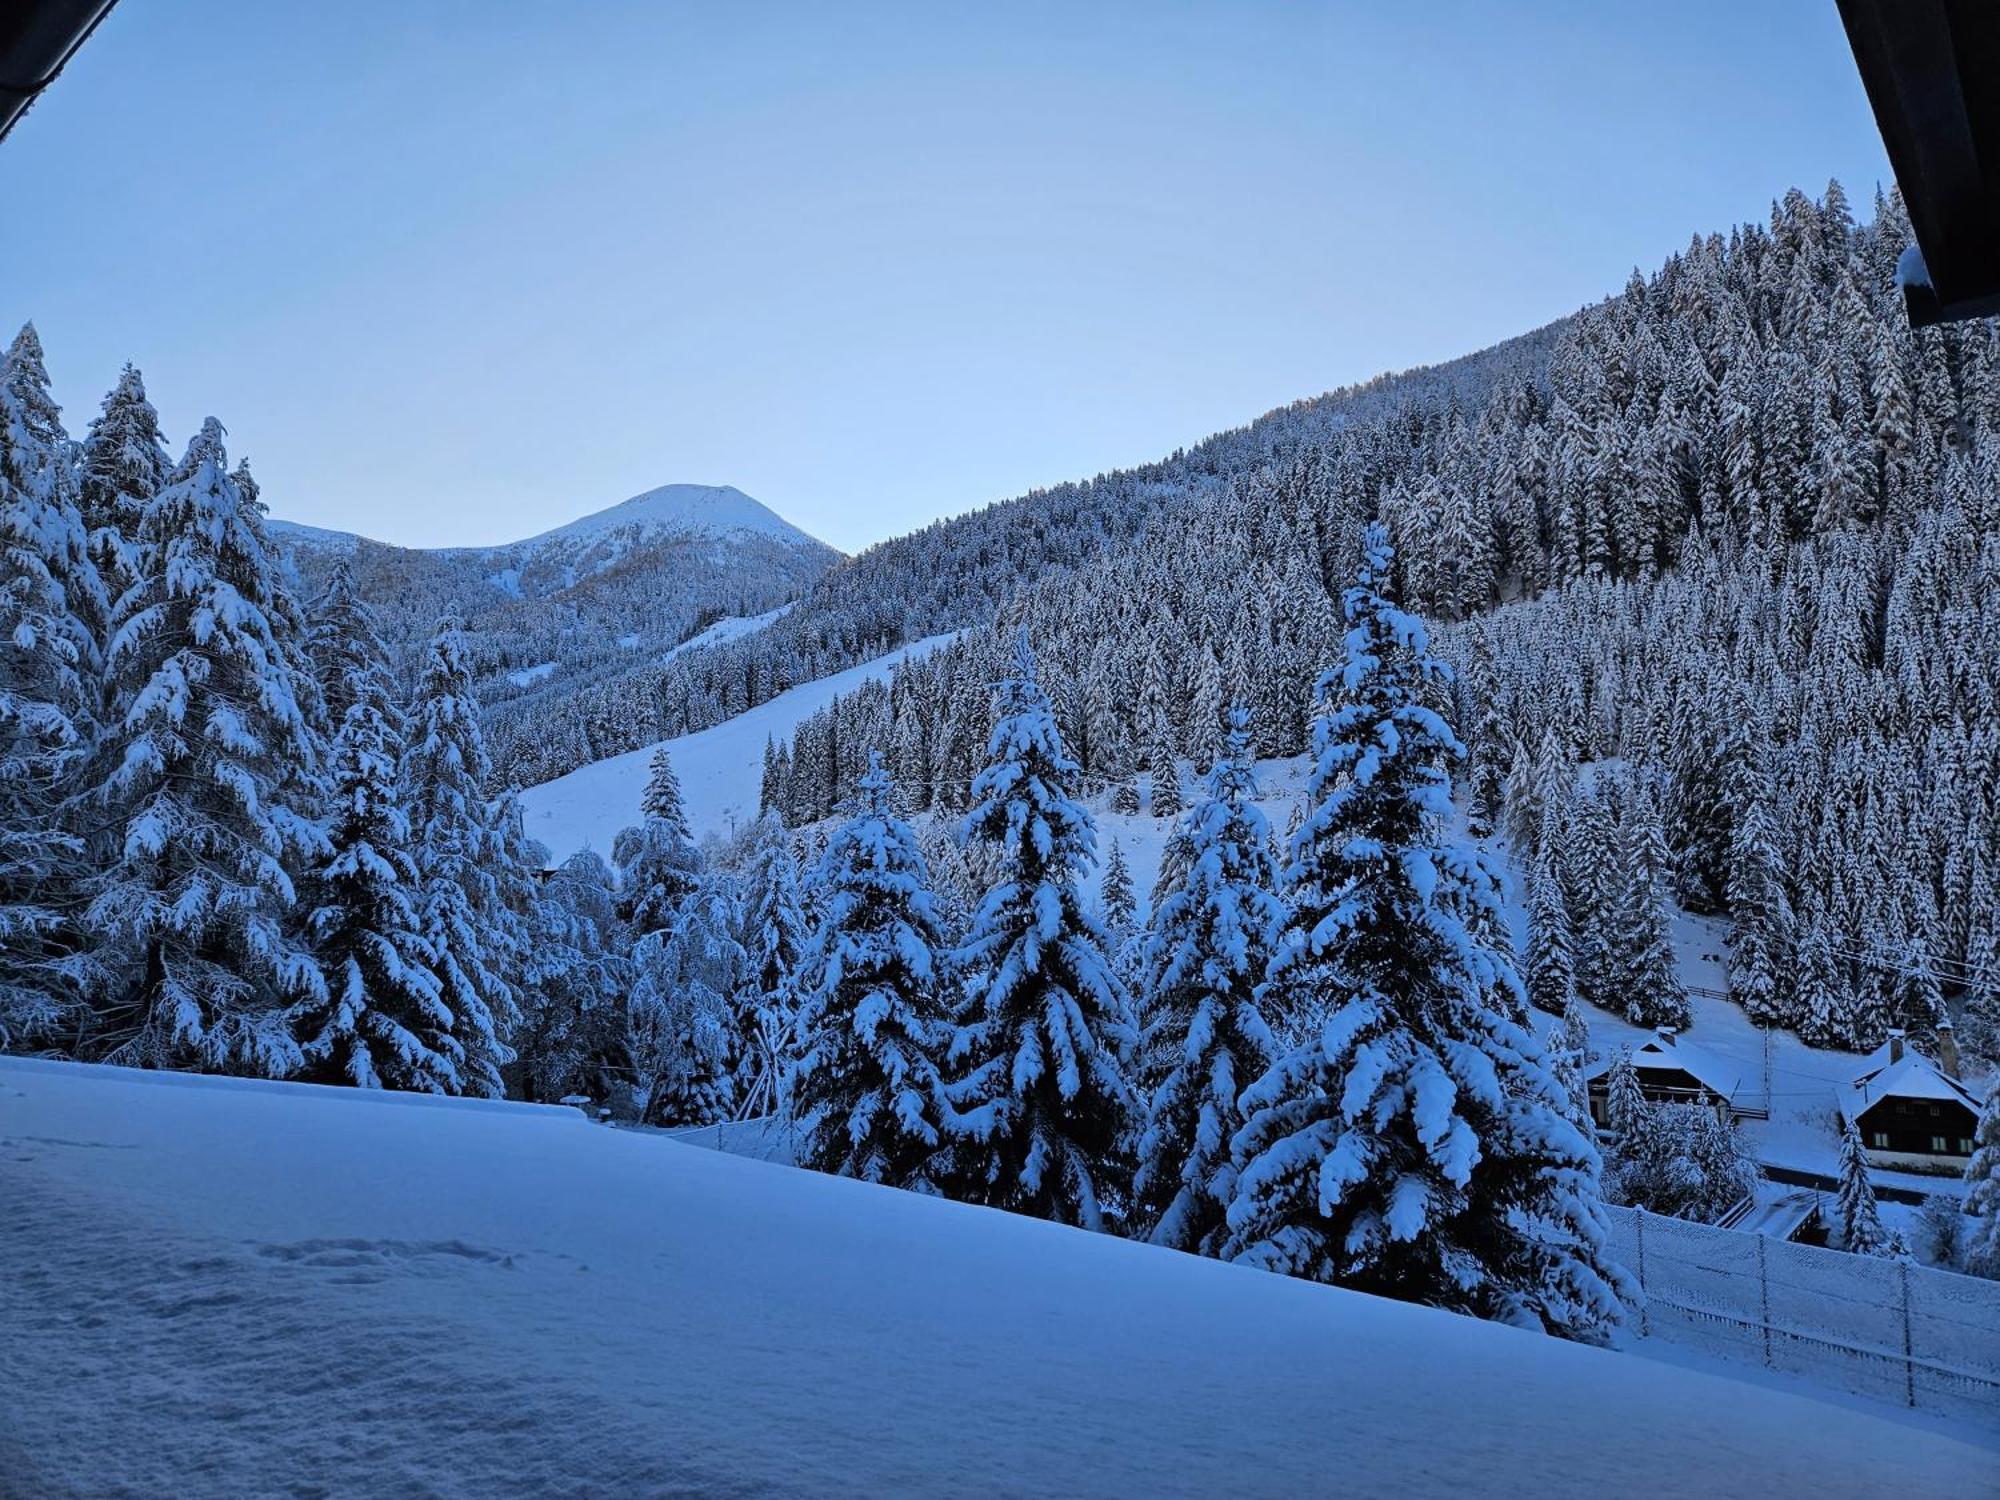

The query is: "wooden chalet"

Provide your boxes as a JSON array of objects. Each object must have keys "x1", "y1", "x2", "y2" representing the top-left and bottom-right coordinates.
[
  {"x1": 1837, "y1": 1027, "x2": 1981, "y2": 1172},
  {"x1": 1584, "y1": 1027, "x2": 1751, "y2": 1128}
]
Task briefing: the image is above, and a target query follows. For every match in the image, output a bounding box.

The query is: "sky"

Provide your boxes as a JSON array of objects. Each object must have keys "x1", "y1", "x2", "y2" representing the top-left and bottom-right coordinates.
[{"x1": 0, "y1": 1, "x2": 1892, "y2": 554}]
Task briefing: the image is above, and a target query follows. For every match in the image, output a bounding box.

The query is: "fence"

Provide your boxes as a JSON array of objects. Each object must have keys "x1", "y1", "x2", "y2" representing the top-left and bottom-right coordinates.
[{"x1": 1605, "y1": 1205, "x2": 2000, "y2": 1426}]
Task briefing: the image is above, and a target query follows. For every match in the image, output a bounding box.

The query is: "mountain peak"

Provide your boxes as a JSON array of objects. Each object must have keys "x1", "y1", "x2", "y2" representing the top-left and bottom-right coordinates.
[{"x1": 516, "y1": 483, "x2": 821, "y2": 552}]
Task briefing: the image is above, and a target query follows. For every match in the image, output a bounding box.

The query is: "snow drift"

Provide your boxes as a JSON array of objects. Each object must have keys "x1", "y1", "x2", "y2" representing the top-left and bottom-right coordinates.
[{"x1": 3, "y1": 1054, "x2": 1991, "y2": 1497}]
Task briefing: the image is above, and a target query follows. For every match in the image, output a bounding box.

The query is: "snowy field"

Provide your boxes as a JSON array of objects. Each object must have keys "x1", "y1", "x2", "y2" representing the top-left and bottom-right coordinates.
[
  {"x1": 518, "y1": 632, "x2": 958, "y2": 861},
  {"x1": 5, "y1": 1054, "x2": 1994, "y2": 1498}
]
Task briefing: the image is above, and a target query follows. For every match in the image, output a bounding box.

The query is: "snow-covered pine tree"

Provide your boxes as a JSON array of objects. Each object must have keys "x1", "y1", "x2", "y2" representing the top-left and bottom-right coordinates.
[
  {"x1": 0, "y1": 324, "x2": 103, "y2": 1043},
  {"x1": 612, "y1": 744, "x2": 741, "y2": 1124},
  {"x1": 1523, "y1": 843, "x2": 1575, "y2": 1016},
  {"x1": 1837, "y1": 1115, "x2": 1888, "y2": 1255},
  {"x1": 1110, "y1": 776, "x2": 1140, "y2": 816},
  {"x1": 1100, "y1": 836, "x2": 1136, "y2": 939},
  {"x1": 1726, "y1": 758, "x2": 1794, "y2": 1027},
  {"x1": 794, "y1": 754, "x2": 957, "y2": 1188},
  {"x1": 1461, "y1": 624, "x2": 1506, "y2": 835},
  {"x1": 75, "y1": 362, "x2": 166, "y2": 646},
  {"x1": 1226, "y1": 524, "x2": 1626, "y2": 1342},
  {"x1": 87, "y1": 418, "x2": 326, "y2": 1074},
  {"x1": 946, "y1": 630, "x2": 1137, "y2": 1230},
  {"x1": 736, "y1": 810, "x2": 810, "y2": 1104},
  {"x1": 306, "y1": 560, "x2": 395, "y2": 733},
  {"x1": 298, "y1": 683, "x2": 451, "y2": 1092},
  {"x1": 640, "y1": 743, "x2": 689, "y2": 831},
  {"x1": 617, "y1": 747, "x2": 702, "y2": 934},
  {"x1": 626, "y1": 903, "x2": 740, "y2": 1125},
  {"x1": 1608, "y1": 782, "x2": 1690, "y2": 1030},
  {"x1": 1965, "y1": 1072, "x2": 2000, "y2": 1276},
  {"x1": 1133, "y1": 704, "x2": 1281, "y2": 1253},
  {"x1": 1149, "y1": 735, "x2": 1183, "y2": 820},
  {"x1": 402, "y1": 616, "x2": 519, "y2": 1096},
  {"x1": 1544, "y1": 1016, "x2": 1592, "y2": 1131},
  {"x1": 1604, "y1": 1049, "x2": 1648, "y2": 1142},
  {"x1": 1565, "y1": 787, "x2": 1621, "y2": 1013},
  {"x1": 515, "y1": 847, "x2": 628, "y2": 1106}
]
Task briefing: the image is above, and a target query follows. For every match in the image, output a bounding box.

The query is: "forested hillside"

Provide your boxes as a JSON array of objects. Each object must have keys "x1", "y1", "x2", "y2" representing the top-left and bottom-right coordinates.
[
  {"x1": 486, "y1": 324, "x2": 1564, "y2": 785},
  {"x1": 761, "y1": 182, "x2": 1999, "y2": 1060}
]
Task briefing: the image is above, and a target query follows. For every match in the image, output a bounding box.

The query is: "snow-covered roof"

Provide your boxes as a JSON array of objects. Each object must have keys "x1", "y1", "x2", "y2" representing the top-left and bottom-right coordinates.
[
  {"x1": 1718, "y1": 1186, "x2": 1822, "y2": 1241},
  {"x1": 1584, "y1": 1031, "x2": 1741, "y2": 1101},
  {"x1": 1839, "y1": 1051, "x2": 1980, "y2": 1124}
]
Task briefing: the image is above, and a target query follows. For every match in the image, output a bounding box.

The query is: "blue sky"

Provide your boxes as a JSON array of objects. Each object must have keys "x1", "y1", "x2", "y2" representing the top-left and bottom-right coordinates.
[{"x1": 1, "y1": 2, "x2": 1890, "y2": 553}]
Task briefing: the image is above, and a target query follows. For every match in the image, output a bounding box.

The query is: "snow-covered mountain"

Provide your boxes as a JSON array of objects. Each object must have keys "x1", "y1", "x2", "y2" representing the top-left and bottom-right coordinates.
[
  {"x1": 270, "y1": 483, "x2": 840, "y2": 743},
  {"x1": 273, "y1": 481, "x2": 832, "y2": 600}
]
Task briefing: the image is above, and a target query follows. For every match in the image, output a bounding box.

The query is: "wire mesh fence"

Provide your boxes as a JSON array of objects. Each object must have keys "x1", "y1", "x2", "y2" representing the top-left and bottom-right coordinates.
[{"x1": 1605, "y1": 1205, "x2": 2000, "y2": 1425}]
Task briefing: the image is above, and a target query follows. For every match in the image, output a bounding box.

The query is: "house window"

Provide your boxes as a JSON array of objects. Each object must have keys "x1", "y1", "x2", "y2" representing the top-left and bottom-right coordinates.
[
  {"x1": 1931, "y1": 1136, "x2": 1948, "y2": 1153},
  {"x1": 1959, "y1": 1138, "x2": 1975, "y2": 1154},
  {"x1": 1870, "y1": 1131, "x2": 1890, "y2": 1149},
  {"x1": 1929, "y1": 1104, "x2": 1941, "y2": 1117}
]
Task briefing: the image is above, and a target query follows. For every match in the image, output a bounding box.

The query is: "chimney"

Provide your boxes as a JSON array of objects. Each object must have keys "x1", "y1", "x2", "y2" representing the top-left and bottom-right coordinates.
[
  {"x1": 1655, "y1": 1026, "x2": 1678, "y2": 1047},
  {"x1": 1936, "y1": 1021, "x2": 1960, "y2": 1080},
  {"x1": 1888, "y1": 1028, "x2": 1905, "y2": 1064}
]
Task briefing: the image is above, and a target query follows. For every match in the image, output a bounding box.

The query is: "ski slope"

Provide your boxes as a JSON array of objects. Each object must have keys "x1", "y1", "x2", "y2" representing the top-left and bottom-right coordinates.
[
  {"x1": 5, "y1": 1053, "x2": 1991, "y2": 1498},
  {"x1": 518, "y1": 632, "x2": 958, "y2": 861}
]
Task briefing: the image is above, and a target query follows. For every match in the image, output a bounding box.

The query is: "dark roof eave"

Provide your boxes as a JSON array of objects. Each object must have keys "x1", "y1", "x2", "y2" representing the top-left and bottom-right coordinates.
[{"x1": 0, "y1": 0, "x2": 120, "y2": 146}]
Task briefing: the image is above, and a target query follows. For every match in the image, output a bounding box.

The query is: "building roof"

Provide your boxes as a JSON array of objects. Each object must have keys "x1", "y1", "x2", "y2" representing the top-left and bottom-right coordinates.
[
  {"x1": 0, "y1": 1, "x2": 118, "y2": 146},
  {"x1": 1838, "y1": 0, "x2": 2000, "y2": 325},
  {"x1": 1584, "y1": 1031, "x2": 1742, "y2": 1102},
  {"x1": 1839, "y1": 1050, "x2": 1980, "y2": 1125},
  {"x1": 1719, "y1": 1186, "x2": 1823, "y2": 1242}
]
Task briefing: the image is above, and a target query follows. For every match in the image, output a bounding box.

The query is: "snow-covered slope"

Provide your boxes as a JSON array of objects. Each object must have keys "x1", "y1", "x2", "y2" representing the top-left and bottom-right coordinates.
[
  {"x1": 5, "y1": 1053, "x2": 1989, "y2": 1498},
  {"x1": 520, "y1": 631, "x2": 958, "y2": 861}
]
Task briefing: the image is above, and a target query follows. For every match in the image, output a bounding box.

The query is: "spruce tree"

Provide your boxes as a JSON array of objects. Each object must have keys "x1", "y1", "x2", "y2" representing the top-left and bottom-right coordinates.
[
  {"x1": 0, "y1": 324, "x2": 102, "y2": 1043},
  {"x1": 76, "y1": 362, "x2": 167, "y2": 646},
  {"x1": 87, "y1": 419, "x2": 326, "y2": 1074},
  {"x1": 1226, "y1": 525, "x2": 1626, "y2": 1341},
  {"x1": 795, "y1": 755, "x2": 957, "y2": 1188},
  {"x1": 618, "y1": 748, "x2": 701, "y2": 933},
  {"x1": 516, "y1": 848, "x2": 628, "y2": 1106},
  {"x1": 1726, "y1": 765, "x2": 1794, "y2": 1027},
  {"x1": 614, "y1": 743, "x2": 740, "y2": 1123},
  {"x1": 1523, "y1": 844, "x2": 1575, "y2": 1016},
  {"x1": 1133, "y1": 705, "x2": 1281, "y2": 1253},
  {"x1": 1605, "y1": 1049, "x2": 1649, "y2": 1142},
  {"x1": 946, "y1": 631, "x2": 1137, "y2": 1230},
  {"x1": 1149, "y1": 735, "x2": 1183, "y2": 819},
  {"x1": 1100, "y1": 836, "x2": 1136, "y2": 939},
  {"x1": 1965, "y1": 1072, "x2": 2000, "y2": 1275},
  {"x1": 306, "y1": 560, "x2": 394, "y2": 733},
  {"x1": 640, "y1": 743, "x2": 690, "y2": 830},
  {"x1": 1837, "y1": 1115, "x2": 1888, "y2": 1255},
  {"x1": 403, "y1": 616, "x2": 519, "y2": 1096},
  {"x1": 299, "y1": 690, "x2": 451, "y2": 1091},
  {"x1": 736, "y1": 810, "x2": 810, "y2": 1102},
  {"x1": 1609, "y1": 783, "x2": 1689, "y2": 1030},
  {"x1": 627, "y1": 905, "x2": 740, "y2": 1125}
]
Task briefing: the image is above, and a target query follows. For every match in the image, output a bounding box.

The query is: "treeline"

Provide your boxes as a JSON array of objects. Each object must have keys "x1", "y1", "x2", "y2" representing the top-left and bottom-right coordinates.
[{"x1": 0, "y1": 330, "x2": 535, "y2": 1085}]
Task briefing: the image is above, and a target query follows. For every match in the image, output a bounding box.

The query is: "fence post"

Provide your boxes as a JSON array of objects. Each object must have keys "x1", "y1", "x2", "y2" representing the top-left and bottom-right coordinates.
[
  {"x1": 1899, "y1": 1260, "x2": 1916, "y2": 1408},
  {"x1": 1634, "y1": 1209, "x2": 1648, "y2": 1337},
  {"x1": 1755, "y1": 1233, "x2": 1773, "y2": 1368}
]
